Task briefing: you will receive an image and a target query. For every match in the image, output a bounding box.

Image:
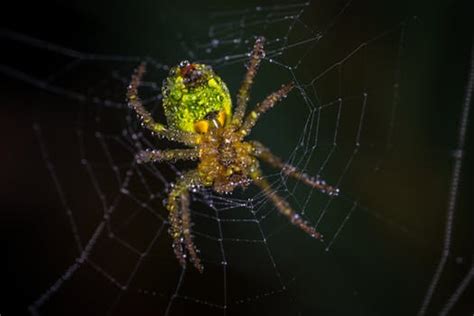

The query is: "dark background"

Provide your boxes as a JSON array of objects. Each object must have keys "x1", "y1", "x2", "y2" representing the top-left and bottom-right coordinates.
[{"x1": 1, "y1": 0, "x2": 473, "y2": 315}]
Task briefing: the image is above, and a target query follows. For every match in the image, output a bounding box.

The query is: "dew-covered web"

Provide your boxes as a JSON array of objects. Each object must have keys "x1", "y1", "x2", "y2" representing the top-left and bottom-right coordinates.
[{"x1": 2, "y1": 0, "x2": 473, "y2": 315}]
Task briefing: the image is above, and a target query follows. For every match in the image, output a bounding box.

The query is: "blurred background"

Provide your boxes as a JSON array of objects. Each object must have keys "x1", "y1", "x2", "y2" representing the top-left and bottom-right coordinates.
[{"x1": 1, "y1": 0, "x2": 473, "y2": 315}]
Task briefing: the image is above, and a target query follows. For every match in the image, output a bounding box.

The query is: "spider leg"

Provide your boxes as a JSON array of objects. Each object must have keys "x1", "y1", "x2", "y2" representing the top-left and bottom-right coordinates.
[
  {"x1": 127, "y1": 62, "x2": 198, "y2": 146},
  {"x1": 135, "y1": 148, "x2": 199, "y2": 164},
  {"x1": 251, "y1": 171, "x2": 323, "y2": 240},
  {"x1": 167, "y1": 170, "x2": 203, "y2": 272},
  {"x1": 239, "y1": 82, "x2": 294, "y2": 136},
  {"x1": 231, "y1": 37, "x2": 266, "y2": 127},
  {"x1": 180, "y1": 191, "x2": 203, "y2": 272},
  {"x1": 252, "y1": 141, "x2": 339, "y2": 196}
]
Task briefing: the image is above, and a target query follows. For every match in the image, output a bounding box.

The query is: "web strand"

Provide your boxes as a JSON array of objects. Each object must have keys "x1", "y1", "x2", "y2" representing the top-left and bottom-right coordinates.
[{"x1": 417, "y1": 38, "x2": 474, "y2": 316}]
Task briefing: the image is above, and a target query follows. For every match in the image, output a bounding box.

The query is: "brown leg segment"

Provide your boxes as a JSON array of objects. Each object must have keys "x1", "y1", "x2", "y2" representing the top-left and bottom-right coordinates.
[
  {"x1": 232, "y1": 37, "x2": 266, "y2": 127},
  {"x1": 239, "y1": 82, "x2": 294, "y2": 137},
  {"x1": 180, "y1": 192, "x2": 203, "y2": 272},
  {"x1": 166, "y1": 170, "x2": 202, "y2": 271},
  {"x1": 252, "y1": 172, "x2": 323, "y2": 240},
  {"x1": 252, "y1": 141, "x2": 339, "y2": 196}
]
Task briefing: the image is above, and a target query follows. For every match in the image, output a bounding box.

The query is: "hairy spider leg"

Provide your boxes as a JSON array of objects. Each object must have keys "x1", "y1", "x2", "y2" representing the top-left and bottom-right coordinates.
[
  {"x1": 166, "y1": 170, "x2": 203, "y2": 272},
  {"x1": 180, "y1": 191, "x2": 203, "y2": 272},
  {"x1": 251, "y1": 172, "x2": 323, "y2": 240},
  {"x1": 135, "y1": 148, "x2": 199, "y2": 164},
  {"x1": 127, "y1": 62, "x2": 199, "y2": 146},
  {"x1": 252, "y1": 141, "x2": 340, "y2": 196},
  {"x1": 231, "y1": 36, "x2": 266, "y2": 127},
  {"x1": 239, "y1": 82, "x2": 294, "y2": 136}
]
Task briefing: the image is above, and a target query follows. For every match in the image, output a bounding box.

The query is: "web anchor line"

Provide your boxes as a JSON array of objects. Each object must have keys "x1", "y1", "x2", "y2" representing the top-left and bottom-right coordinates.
[
  {"x1": 439, "y1": 260, "x2": 474, "y2": 316},
  {"x1": 417, "y1": 39, "x2": 474, "y2": 316}
]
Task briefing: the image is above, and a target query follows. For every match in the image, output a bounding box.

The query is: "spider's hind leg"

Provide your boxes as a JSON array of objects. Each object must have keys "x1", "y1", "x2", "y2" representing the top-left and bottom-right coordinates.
[
  {"x1": 180, "y1": 191, "x2": 203, "y2": 272},
  {"x1": 166, "y1": 170, "x2": 203, "y2": 272},
  {"x1": 251, "y1": 141, "x2": 339, "y2": 196},
  {"x1": 251, "y1": 172, "x2": 323, "y2": 240}
]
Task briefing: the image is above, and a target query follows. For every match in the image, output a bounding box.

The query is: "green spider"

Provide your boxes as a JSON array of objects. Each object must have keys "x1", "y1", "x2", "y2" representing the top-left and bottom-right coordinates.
[{"x1": 127, "y1": 37, "x2": 339, "y2": 272}]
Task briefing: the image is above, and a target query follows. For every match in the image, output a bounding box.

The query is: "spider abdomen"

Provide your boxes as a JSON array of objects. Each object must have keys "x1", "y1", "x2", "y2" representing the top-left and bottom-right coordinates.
[{"x1": 161, "y1": 61, "x2": 232, "y2": 133}]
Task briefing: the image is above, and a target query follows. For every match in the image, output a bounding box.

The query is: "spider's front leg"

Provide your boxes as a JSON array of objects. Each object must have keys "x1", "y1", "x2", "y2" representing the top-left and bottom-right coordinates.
[
  {"x1": 127, "y1": 62, "x2": 198, "y2": 146},
  {"x1": 166, "y1": 170, "x2": 203, "y2": 272},
  {"x1": 232, "y1": 36, "x2": 266, "y2": 126},
  {"x1": 239, "y1": 82, "x2": 294, "y2": 136}
]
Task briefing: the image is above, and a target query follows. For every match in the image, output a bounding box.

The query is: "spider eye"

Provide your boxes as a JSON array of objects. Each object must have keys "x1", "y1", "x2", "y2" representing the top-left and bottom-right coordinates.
[{"x1": 179, "y1": 63, "x2": 206, "y2": 87}]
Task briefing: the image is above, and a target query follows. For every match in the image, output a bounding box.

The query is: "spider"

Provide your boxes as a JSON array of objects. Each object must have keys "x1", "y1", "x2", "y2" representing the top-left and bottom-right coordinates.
[{"x1": 127, "y1": 37, "x2": 339, "y2": 272}]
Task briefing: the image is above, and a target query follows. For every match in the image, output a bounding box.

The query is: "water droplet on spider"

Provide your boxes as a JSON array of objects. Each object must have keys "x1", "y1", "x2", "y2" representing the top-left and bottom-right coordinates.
[
  {"x1": 120, "y1": 188, "x2": 130, "y2": 195},
  {"x1": 211, "y1": 39, "x2": 219, "y2": 47},
  {"x1": 179, "y1": 60, "x2": 190, "y2": 68}
]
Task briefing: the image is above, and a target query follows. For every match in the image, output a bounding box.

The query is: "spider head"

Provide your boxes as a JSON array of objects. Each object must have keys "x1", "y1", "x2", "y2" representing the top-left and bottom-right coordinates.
[{"x1": 162, "y1": 61, "x2": 232, "y2": 134}]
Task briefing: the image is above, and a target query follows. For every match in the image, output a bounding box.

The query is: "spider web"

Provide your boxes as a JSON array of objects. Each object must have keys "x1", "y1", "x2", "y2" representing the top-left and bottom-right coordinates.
[{"x1": 1, "y1": 0, "x2": 473, "y2": 315}]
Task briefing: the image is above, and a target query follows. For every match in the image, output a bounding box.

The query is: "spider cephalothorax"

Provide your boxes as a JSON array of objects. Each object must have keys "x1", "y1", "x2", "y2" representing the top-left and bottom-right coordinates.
[
  {"x1": 197, "y1": 115, "x2": 257, "y2": 193},
  {"x1": 128, "y1": 37, "x2": 339, "y2": 272}
]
